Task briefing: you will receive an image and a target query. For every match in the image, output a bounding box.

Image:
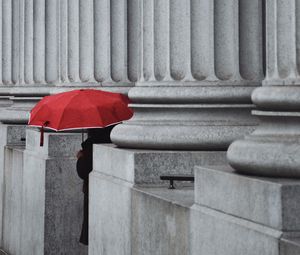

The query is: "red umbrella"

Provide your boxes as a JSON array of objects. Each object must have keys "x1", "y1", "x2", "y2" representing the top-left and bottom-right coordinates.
[{"x1": 28, "y1": 89, "x2": 133, "y2": 146}]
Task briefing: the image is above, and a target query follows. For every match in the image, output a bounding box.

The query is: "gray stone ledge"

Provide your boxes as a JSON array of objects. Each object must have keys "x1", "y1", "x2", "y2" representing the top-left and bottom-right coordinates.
[
  {"x1": 129, "y1": 84, "x2": 257, "y2": 104},
  {"x1": 133, "y1": 186, "x2": 194, "y2": 208},
  {"x1": 25, "y1": 129, "x2": 81, "y2": 157},
  {"x1": 253, "y1": 110, "x2": 300, "y2": 117},
  {"x1": 252, "y1": 85, "x2": 300, "y2": 110},
  {"x1": 195, "y1": 165, "x2": 300, "y2": 231},
  {"x1": 93, "y1": 144, "x2": 227, "y2": 184}
]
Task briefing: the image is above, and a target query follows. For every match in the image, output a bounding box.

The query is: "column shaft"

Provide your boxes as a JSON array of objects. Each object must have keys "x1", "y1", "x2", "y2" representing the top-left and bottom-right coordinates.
[
  {"x1": 1, "y1": 0, "x2": 139, "y2": 90},
  {"x1": 111, "y1": 0, "x2": 264, "y2": 150},
  {"x1": 0, "y1": 0, "x2": 138, "y2": 124}
]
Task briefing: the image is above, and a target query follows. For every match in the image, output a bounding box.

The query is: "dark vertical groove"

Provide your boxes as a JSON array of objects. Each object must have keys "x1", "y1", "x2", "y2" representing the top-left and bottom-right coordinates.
[
  {"x1": 213, "y1": 0, "x2": 216, "y2": 79},
  {"x1": 12, "y1": 0, "x2": 17, "y2": 84},
  {"x1": 126, "y1": 0, "x2": 129, "y2": 80},
  {"x1": 262, "y1": 0, "x2": 266, "y2": 76},
  {"x1": 110, "y1": 0, "x2": 112, "y2": 80},
  {"x1": 93, "y1": 0, "x2": 97, "y2": 76},
  {"x1": 295, "y1": 0, "x2": 300, "y2": 74},
  {"x1": 238, "y1": 0, "x2": 241, "y2": 77}
]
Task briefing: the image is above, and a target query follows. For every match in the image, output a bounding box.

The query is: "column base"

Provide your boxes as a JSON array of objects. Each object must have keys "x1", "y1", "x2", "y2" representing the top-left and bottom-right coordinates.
[
  {"x1": 111, "y1": 104, "x2": 257, "y2": 150},
  {"x1": 252, "y1": 85, "x2": 300, "y2": 110},
  {"x1": 0, "y1": 96, "x2": 43, "y2": 124},
  {"x1": 112, "y1": 85, "x2": 258, "y2": 150},
  {"x1": 227, "y1": 110, "x2": 300, "y2": 177}
]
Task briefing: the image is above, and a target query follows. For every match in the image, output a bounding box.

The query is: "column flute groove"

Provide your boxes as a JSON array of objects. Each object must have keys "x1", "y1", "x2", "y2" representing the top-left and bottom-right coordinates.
[{"x1": 0, "y1": 0, "x2": 2, "y2": 85}]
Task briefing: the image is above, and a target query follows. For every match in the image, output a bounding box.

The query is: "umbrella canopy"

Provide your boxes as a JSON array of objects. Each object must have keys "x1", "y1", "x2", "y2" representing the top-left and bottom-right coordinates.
[{"x1": 28, "y1": 89, "x2": 133, "y2": 145}]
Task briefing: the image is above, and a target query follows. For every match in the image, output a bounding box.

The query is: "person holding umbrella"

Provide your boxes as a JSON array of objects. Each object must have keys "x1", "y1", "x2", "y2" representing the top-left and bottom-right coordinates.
[{"x1": 28, "y1": 89, "x2": 133, "y2": 245}]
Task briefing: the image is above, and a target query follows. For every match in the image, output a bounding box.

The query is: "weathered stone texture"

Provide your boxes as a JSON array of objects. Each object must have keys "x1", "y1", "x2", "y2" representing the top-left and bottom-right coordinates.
[
  {"x1": 112, "y1": 0, "x2": 263, "y2": 150},
  {"x1": 21, "y1": 129, "x2": 87, "y2": 255}
]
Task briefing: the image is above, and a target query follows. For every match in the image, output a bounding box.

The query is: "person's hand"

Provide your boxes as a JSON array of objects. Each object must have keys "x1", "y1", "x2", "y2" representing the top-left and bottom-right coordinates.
[{"x1": 77, "y1": 150, "x2": 84, "y2": 159}]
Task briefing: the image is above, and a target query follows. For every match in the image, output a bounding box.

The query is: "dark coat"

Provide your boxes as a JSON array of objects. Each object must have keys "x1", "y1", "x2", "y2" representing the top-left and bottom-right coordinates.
[{"x1": 76, "y1": 127, "x2": 113, "y2": 245}]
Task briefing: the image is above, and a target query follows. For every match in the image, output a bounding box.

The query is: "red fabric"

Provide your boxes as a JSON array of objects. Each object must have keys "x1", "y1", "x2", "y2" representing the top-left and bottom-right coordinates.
[{"x1": 28, "y1": 89, "x2": 133, "y2": 131}]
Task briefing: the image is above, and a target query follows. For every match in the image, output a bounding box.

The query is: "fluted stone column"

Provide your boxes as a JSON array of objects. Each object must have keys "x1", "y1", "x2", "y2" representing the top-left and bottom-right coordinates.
[
  {"x1": 227, "y1": 0, "x2": 300, "y2": 177},
  {"x1": 0, "y1": 0, "x2": 139, "y2": 124},
  {"x1": 112, "y1": 0, "x2": 264, "y2": 150}
]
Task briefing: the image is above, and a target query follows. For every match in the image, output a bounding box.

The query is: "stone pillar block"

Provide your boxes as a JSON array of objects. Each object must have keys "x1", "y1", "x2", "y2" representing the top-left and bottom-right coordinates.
[
  {"x1": 89, "y1": 144, "x2": 227, "y2": 255},
  {"x1": 21, "y1": 129, "x2": 87, "y2": 255},
  {"x1": 2, "y1": 145, "x2": 25, "y2": 255},
  {"x1": 0, "y1": 124, "x2": 26, "y2": 247},
  {"x1": 131, "y1": 187, "x2": 193, "y2": 255},
  {"x1": 191, "y1": 165, "x2": 300, "y2": 255}
]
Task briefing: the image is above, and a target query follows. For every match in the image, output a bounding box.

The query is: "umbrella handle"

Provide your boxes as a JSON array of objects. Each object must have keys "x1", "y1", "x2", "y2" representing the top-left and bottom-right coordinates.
[
  {"x1": 40, "y1": 126, "x2": 44, "y2": 146},
  {"x1": 40, "y1": 121, "x2": 49, "y2": 147}
]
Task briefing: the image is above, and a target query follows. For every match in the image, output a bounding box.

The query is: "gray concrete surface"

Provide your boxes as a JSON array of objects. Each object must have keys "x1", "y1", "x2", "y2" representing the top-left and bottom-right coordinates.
[
  {"x1": 93, "y1": 144, "x2": 227, "y2": 184},
  {"x1": 89, "y1": 171, "x2": 133, "y2": 255},
  {"x1": 190, "y1": 204, "x2": 282, "y2": 255},
  {"x1": 0, "y1": 125, "x2": 25, "y2": 248},
  {"x1": 2, "y1": 146, "x2": 25, "y2": 255},
  {"x1": 132, "y1": 186, "x2": 193, "y2": 255}
]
